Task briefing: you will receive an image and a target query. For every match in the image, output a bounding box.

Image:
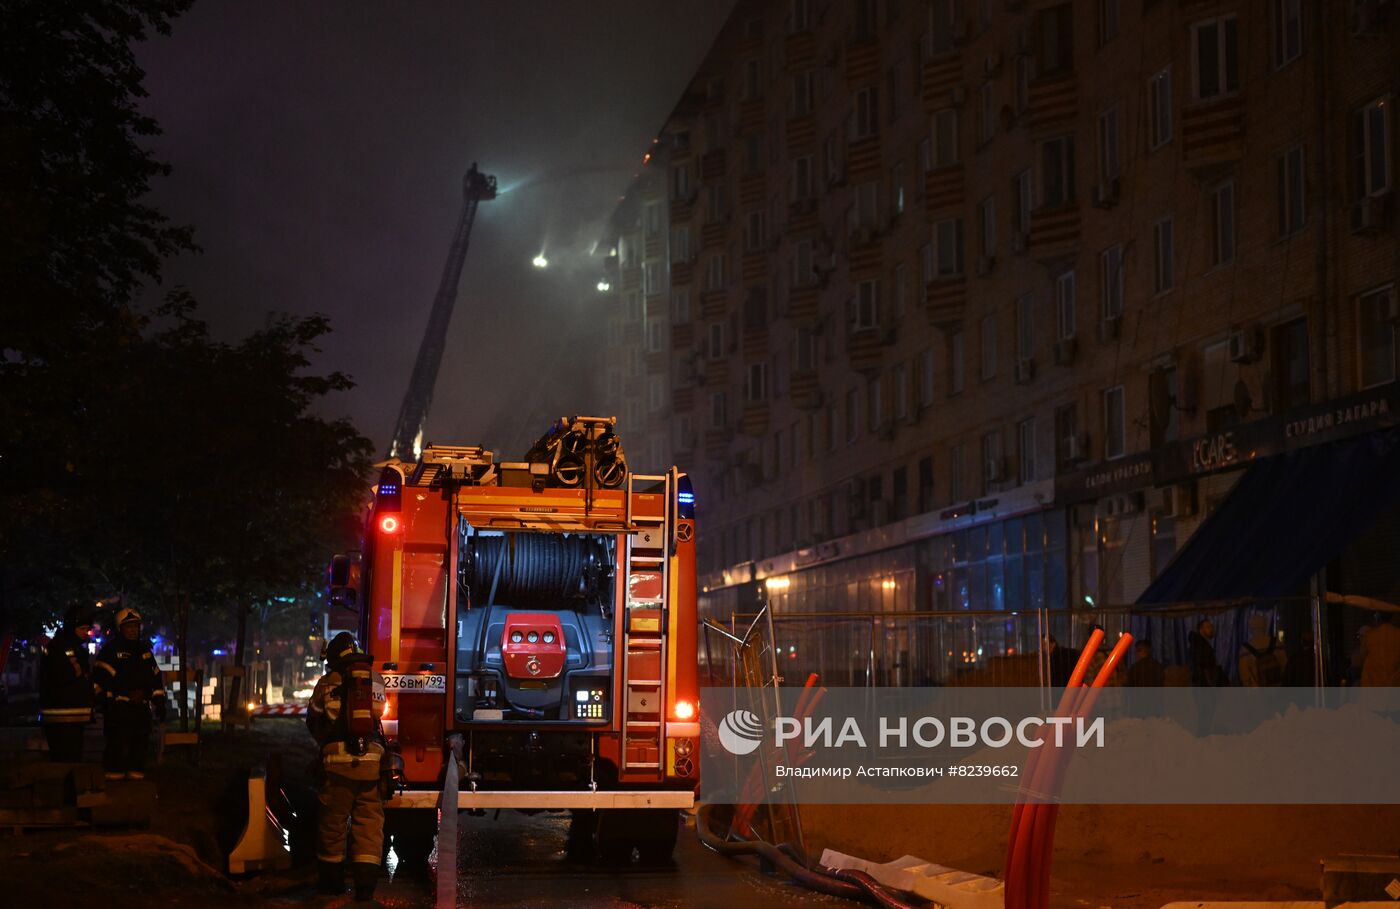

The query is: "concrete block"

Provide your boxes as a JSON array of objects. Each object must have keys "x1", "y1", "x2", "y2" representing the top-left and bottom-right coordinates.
[
  {"x1": 1322, "y1": 856, "x2": 1400, "y2": 907},
  {"x1": 88, "y1": 779, "x2": 157, "y2": 827}
]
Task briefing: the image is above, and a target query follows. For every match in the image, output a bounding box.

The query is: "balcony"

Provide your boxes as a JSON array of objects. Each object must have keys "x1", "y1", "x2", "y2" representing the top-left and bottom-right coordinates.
[
  {"x1": 921, "y1": 56, "x2": 961, "y2": 113},
  {"x1": 669, "y1": 195, "x2": 695, "y2": 223},
  {"x1": 742, "y1": 323, "x2": 769, "y2": 357},
  {"x1": 785, "y1": 114, "x2": 816, "y2": 149},
  {"x1": 699, "y1": 289, "x2": 727, "y2": 320},
  {"x1": 703, "y1": 355, "x2": 727, "y2": 385},
  {"x1": 703, "y1": 428, "x2": 731, "y2": 460},
  {"x1": 847, "y1": 233, "x2": 882, "y2": 279},
  {"x1": 846, "y1": 327, "x2": 884, "y2": 374},
  {"x1": 644, "y1": 235, "x2": 661, "y2": 259},
  {"x1": 926, "y1": 276, "x2": 967, "y2": 328},
  {"x1": 790, "y1": 369, "x2": 821, "y2": 409},
  {"x1": 1181, "y1": 95, "x2": 1245, "y2": 170},
  {"x1": 737, "y1": 99, "x2": 765, "y2": 134},
  {"x1": 1026, "y1": 73, "x2": 1077, "y2": 130},
  {"x1": 700, "y1": 149, "x2": 727, "y2": 181},
  {"x1": 787, "y1": 197, "x2": 819, "y2": 232},
  {"x1": 1028, "y1": 204, "x2": 1081, "y2": 259},
  {"x1": 670, "y1": 261, "x2": 693, "y2": 287},
  {"x1": 739, "y1": 174, "x2": 765, "y2": 208},
  {"x1": 787, "y1": 284, "x2": 819, "y2": 321},
  {"x1": 845, "y1": 37, "x2": 880, "y2": 87},
  {"x1": 670, "y1": 321, "x2": 694, "y2": 351},
  {"x1": 741, "y1": 401, "x2": 771, "y2": 437},
  {"x1": 701, "y1": 221, "x2": 727, "y2": 249},
  {"x1": 671, "y1": 385, "x2": 694, "y2": 413},
  {"x1": 924, "y1": 165, "x2": 965, "y2": 215},
  {"x1": 784, "y1": 30, "x2": 816, "y2": 71},
  {"x1": 742, "y1": 251, "x2": 766, "y2": 283},
  {"x1": 846, "y1": 135, "x2": 882, "y2": 180}
]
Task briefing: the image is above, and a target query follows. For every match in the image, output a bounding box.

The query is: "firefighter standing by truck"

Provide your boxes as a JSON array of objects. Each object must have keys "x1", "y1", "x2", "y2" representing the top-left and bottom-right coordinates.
[
  {"x1": 307, "y1": 631, "x2": 389, "y2": 901},
  {"x1": 39, "y1": 603, "x2": 99, "y2": 761},
  {"x1": 92, "y1": 607, "x2": 167, "y2": 780}
]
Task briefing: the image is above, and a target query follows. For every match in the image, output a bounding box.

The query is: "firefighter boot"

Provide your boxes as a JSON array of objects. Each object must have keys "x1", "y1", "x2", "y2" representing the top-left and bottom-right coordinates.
[
  {"x1": 316, "y1": 860, "x2": 344, "y2": 896},
  {"x1": 351, "y1": 862, "x2": 378, "y2": 903}
]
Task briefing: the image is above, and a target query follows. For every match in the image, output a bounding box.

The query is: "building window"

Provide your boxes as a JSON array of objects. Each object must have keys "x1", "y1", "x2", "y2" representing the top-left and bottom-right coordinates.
[
  {"x1": 1056, "y1": 270, "x2": 1076, "y2": 340},
  {"x1": 1098, "y1": 0, "x2": 1119, "y2": 45},
  {"x1": 1055, "y1": 402, "x2": 1079, "y2": 469},
  {"x1": 1352, "y1": 97, "x2": 1393, "y2": 201},
  {"x1": 1097, "y1": 105, "x2": 1120, "y2": 185},
  {"x1": 867, "y1": 375, "x2": 883, "y2": 431},
  {"x1": 1272, "y1": 0, "x2": 1301, "y2": 69},
  {"x1": 793, "y1": 239, "x2": 815, "y2": 286},
  {"x1": 1278, "y1": 145, "x2": 1306, "y2": 236},
  {"x1": 853, "y1": 180, "x2": 879, "y2": 231},
  {"x1": 934, "y1": 218, "x2": 964, "y2": 277},
  {"x1": 1103, "y1": 386, "x2": 1126, "y2": 460},
  {"x1": 649, "y1": 380, "x2": 665, "y2": 413},
  {"x1": 1192, "y1": 16, "x2": 1239, "y2": 101},
  {"x1": 626, "y1": 292, "x2": 642, "y2": 321},
  {"x1": 949, "y1": 443, "x2": 965, "y2": 501},
  {"x1": 1271, "y1": 317, "x2": 1310, "y2": 411},
  {"x1": 949, "y1": 330, "x2": 965, "y2": 394},
  {"x1": 894, "y1": 264, "x2": 908, "y2": 318},
  {"x1": 747, "y1": 362, "x2": 767, "y2": 402},
  {"x1": 978, "y1": 196, "x2": 996, "y2": 260},
  {"x1": 1359, "y1": 285, "x2": 1397, "y2": 389},
  {"x1": 745, "y1": 210, "x2": 768, "y2": 253},
  {"x1": 705, "y1": 252, "x2": 727, "y2": 290},
  {"x1": 789, "y1": 0, "x2": 811, "y2": 32},
  {"x1": 1013, "y1": 169, "x2": 1032, "y2": 236},
  {"x1": 1037, "y1": 4, "x2": 1075, "y2": 76},
  {"x1": 918, "y1": 455, "x2": 935, "y2": 512},
  {"x1": 928, "y1": 0, "x2": 960, "y2": 56},
  {"x1": 1017, "y1": 417, "x2": 1037, "y2": 484},
  {"x1": 827, "y1": 403, "x2": 839, "y2": 451},
  {"x1": 671, "y1": 226, "x2": 691, "y2": 264},
  {"x1": 706, "y1": 183, "x2": 727, "y2": 224},
  {"x1": 795, "y1": 326, "x2": 816, "y2": 371},
  {"x1": 1100, "y1": 244, "x2": 1123, "y2": 320},
  {"x1": 980, "y1": 314, "x2": 997, "y2": 381},
  {"x1": 846, "y1": 387, "x2": 860, "y2": 442},
  {"x1": 645, "y1": 202, "x2": 662, "y2": 237},
  {"x1": 892, "y1": 162, "x2": 906, "y2": 216},
  {"x1": 981, "y1": 430, "x2": 1003, "y2": 492},
  {"x1": 920, "y1": 348, "x2": 935, "y2": 407},
  {"x1": 743, "y1": 57, "x2": 763, "y2": 101},
  {"x1": 673, "y1": 290, "x2": 691, "y2": 324},
  {"x1": 647, "y1": 319, "x2": 664, "y2": 353},
  {"x1": 792, "y1": 155, "x2": 814, "y2": 200},
  {"x1": 1153, "y1": 217, "x2": 1174, "y2": 294},
  {"x1": 790, "y1": 71, "x2": 814, "y2": 117},
  {"x1": 824, "y1": 130, "x2": 843, "y2": 184},
  {"x1": 1148, "y1": 68, "x2": 1173, "y2": 149},
  {"x1": 894, "y1": 362, "x2": 909, "y2": 420},
  {"x1": 1041, "y1": 136, "x2": 1075, "y2": 208},
  {"x1": 643, "y1": 262, "x2": 663, "y2": 296},
  {"x1": 744, "y1": 135, "x2": 764, "y2": 176},
  {"x1": 1016, "y1": 294, "x2": 1034, "y2": 362},
  {"x1": 932, "y1": 109, "x2": 959, "y2": 166},
  {"x1": 711, "y1": 392, "x2": 727, "y2": 428},
  {"x1": 672, "y1": 163, "x2": 691, "y2": 200},
  {"x1": 854, "y1": 86, "x2": 880, "y2": 138},
  {"x1": 1211, "y1": 181, "x2": 1235, "y2": 266},
  {"x1": 855, "y1": 280, "x2": 879, "y2": 330},
  {"x1": 708, "y1": 322, "x2": 725, "y2": 359},
  {"x1": 919, "y1": 137, "x2": 932, "y2": 173},
  {"x1": 920, "y1": 243, "x2": 933, "y2": 285},
  {"x1": 1148, "y1": 367, "x2": 1180, "y2": 447},
  {"x1": 1015, "y1": 52, "x2": 1031, "y2": 113},
  {"x1": 608, "y1": 319, "x2": 622, "y2": 347},
  {"x1": 978, "y1": 82, "x2": 995, "y2": 145}
]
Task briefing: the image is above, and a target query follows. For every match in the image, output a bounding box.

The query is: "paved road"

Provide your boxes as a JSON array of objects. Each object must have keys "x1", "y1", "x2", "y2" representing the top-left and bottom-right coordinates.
[{"x1": 347, "y1": 811, "x2": 845, "y2": 909}]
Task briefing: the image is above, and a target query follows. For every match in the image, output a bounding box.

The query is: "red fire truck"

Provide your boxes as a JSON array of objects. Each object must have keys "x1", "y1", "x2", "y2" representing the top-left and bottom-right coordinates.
[{"x1": 327, "y1": 416, "x2": 699, "y2": 866}]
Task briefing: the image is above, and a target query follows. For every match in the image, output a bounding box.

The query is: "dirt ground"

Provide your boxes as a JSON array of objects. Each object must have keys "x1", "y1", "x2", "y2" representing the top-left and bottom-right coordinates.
[
  {"x1": 802, "y1": 802, "x2": 1400, "y2": 909},
  {"x1": 0, "y1": 718, "x2": 319, "y2": 908}
]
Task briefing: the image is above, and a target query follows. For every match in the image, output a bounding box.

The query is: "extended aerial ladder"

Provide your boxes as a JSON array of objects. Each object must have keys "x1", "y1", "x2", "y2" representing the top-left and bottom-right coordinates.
[{"x1": 388, "y1": 163, "x2": 497, "y2": 460}]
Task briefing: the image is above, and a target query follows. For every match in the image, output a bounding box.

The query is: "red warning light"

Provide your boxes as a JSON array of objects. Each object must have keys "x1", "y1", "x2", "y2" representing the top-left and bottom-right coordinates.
[{"x1": 379, "y1": 515, "x2": 401, "y2": 534}]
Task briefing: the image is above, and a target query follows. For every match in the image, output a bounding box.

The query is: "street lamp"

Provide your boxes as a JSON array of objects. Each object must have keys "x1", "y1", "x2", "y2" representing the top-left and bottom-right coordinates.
[
  {"x1": 532, "y1": 254, "x2": 548, "y2": 269},
  {"x1": 596, "y1": 281, "x2": 611, "y2": 292}
]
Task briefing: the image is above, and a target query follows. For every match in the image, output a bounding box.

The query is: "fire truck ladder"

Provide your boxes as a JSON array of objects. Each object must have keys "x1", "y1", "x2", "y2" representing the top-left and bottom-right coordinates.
[{"x1": 620, "y1": 471, "x2": 672, "y2": 772}]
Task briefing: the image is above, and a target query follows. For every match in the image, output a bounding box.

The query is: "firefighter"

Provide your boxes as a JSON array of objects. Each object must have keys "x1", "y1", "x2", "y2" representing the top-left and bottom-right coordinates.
[
  {"x1": 92, "y1": 607, "x2": 167, "y2": 780},
  {"x1": 307, "y1": 631, "x2": 388, "y2": 901},
  {"x1": 39, "y1": 603, "x2": 98, "y2": 761}
]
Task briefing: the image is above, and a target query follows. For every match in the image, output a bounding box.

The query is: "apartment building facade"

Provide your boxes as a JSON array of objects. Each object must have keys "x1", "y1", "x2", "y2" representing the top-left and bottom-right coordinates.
[{"x1": 599, "y1": 0, "x2": 1400, "y2": 648}]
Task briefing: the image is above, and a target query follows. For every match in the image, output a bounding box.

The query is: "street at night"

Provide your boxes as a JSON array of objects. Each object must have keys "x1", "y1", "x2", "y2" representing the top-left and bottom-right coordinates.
[{"x1": 4, "y1": 1, "x2": 1400, "y2": 908}]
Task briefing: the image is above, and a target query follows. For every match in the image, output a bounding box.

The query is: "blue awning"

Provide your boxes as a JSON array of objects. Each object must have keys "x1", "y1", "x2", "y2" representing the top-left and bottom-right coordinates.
[{"x1": 1137, "y1": 427, "x2": 1400, "y2": 605}]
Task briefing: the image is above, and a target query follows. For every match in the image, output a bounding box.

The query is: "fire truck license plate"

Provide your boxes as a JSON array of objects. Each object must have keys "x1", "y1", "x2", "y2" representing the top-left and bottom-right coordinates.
[{"x1": 380, "y1": 673, "x2": 446, "y2": 693}]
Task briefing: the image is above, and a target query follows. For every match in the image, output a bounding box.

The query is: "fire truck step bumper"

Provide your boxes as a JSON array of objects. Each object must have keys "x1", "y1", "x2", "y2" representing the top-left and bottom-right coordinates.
[{"x1": 386, "y1": 789, "x2": 695, "y2": 810}]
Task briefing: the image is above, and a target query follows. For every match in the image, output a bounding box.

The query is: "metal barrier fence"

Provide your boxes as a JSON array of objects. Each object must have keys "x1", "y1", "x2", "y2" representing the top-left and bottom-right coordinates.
[{"x1": 700, "y1": 594, "x2": 1397, "y2": 690}]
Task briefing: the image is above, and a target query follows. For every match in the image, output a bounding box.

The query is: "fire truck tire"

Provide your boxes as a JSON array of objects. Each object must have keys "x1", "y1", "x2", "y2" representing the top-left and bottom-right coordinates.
[
  {"x1": 595, "y1": 808, "x2": 679, "y2": 865},
  {"x1": 385, "y1": 808, "x2": 437, "y2": 877},
  {"x1": 635, "y1": 809, "x2": 680, "y2": 866}
]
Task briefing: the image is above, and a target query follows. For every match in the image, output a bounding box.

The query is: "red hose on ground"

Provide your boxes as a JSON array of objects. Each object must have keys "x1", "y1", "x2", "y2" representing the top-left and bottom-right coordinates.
[{"x1": 1004, "y1": 629, "x2": 1103, "y2": 909}]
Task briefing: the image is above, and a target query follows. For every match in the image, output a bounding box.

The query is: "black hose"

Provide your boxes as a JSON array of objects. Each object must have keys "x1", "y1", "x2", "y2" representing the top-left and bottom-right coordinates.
[{"x1": 694, "y1": 805, "x2": 920, "y2": 909}]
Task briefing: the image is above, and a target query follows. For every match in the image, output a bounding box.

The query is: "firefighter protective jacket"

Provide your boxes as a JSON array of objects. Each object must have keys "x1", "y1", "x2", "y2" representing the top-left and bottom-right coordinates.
[
  {"x1": 93, "y1": 637, "x2": 167, "y2": 709},
  {"x1": 307, "y1": 664, "x2": 387, "y2": 782},
  {"x1": 40, "y1": 627, "x2": 95, "y2": 725}
]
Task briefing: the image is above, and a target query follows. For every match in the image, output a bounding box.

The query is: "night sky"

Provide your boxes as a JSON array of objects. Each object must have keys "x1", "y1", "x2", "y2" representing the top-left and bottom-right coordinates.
[{"x1": 136, "y1": 2, "x2": 733, "y2": 457}]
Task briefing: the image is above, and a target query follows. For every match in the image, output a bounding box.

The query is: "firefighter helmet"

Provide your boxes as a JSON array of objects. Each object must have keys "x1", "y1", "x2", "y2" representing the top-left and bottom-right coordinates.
[
  {"x1": 115, "y1": 607, "x2": 142, "y2": 627},
  {"x1": 321, "y1": 631, "x2": 363, "y2": 666}
]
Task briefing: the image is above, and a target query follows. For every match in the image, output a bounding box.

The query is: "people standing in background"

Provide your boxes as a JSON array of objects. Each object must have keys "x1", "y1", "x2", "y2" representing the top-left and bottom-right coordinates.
[
  {"x1": 92, "y1": 608, "x2": 166, "y2": 780},
  {"x1": 1127, "y1": 639, "x2": 1165, "y2": 687},
  {"x1": 1283, "y1": 628, "x2": 1319, "y2": 687},
  {"x1": 1359, "y1": 613, "x2": 1400, "y2": 687},
  {"x1": 1189, "y1": 618, "x2": 1224, "y2": 687},
  {"x1": 39, "y1": 604, "x2": 98, "y2": 761},
  {"x1": 1238, "y1": 613, "x2": 1286, "y2": 687}
]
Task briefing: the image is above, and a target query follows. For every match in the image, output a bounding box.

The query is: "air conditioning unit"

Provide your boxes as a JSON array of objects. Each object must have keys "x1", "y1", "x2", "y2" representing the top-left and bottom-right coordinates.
[
  {"x1": 950, "y1": 84, "x2": 967, "y2": 107},
  {"x1": 1097, "y1": 316, "x2": 1122, "y2": 343},
  {"x1": 1093, "y1": 178, "x2": 1120, "y2": 209},
  {"x1": 975, "y1": 254, "x2": 996, "y2": 276},
  {"x1": 984, "y1": 52, "x2": 1003, "y2": 77},
  {"x1": 1351, "y1": 193, "x2": 1393, "y2": 233},
  {"x1": 1010, "y1": 231, "x2": 1029, "y2": 254},
  {"x1": 1015, "y1": 358, "x2": 1036, "y2": 384},
  {"x1": 1228, "y1": 324, "x2": 1261, "y2": 363},
  {"x1": 1053, "y1": 337, "x2": 1077, "y2": 366}
]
